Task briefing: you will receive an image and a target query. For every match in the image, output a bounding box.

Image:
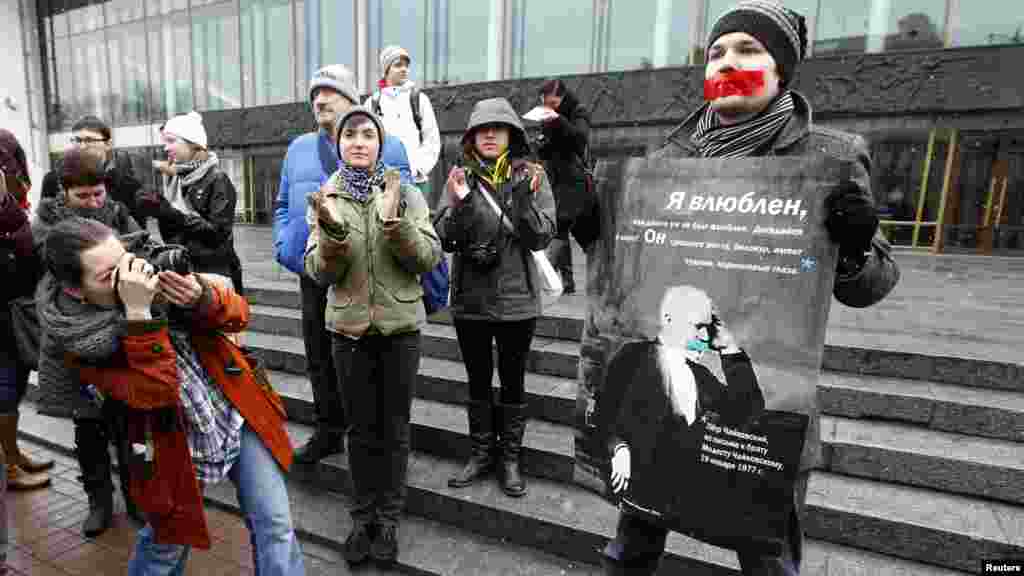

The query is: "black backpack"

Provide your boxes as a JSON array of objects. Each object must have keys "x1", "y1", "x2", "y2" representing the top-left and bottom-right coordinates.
[{"x1": 372, "y1": 87, "x2": 423, "y2": 143}]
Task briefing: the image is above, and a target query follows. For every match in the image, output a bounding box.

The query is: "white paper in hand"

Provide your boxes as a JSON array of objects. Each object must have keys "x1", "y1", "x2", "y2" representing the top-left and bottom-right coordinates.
[{"x1": 522, "y1": 106, "x2": 558, "y2": 122}]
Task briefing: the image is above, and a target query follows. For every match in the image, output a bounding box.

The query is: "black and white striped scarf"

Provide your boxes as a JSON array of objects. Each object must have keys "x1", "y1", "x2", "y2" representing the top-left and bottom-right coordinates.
[{"x1": 691, "y1": 91, "x2": 796, "y2": 158}]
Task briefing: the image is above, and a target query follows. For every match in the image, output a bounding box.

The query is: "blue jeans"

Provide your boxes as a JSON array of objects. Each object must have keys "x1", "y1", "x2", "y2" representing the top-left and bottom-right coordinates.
[{"x1": 128, "y1": 425, "x2": 305, "y2": 576}]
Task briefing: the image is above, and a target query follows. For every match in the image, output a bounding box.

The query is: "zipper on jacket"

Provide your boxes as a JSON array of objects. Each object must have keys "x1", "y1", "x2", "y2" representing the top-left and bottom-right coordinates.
[{"x1": 366, "y1": 196, "x2": 376, "y2": 327}]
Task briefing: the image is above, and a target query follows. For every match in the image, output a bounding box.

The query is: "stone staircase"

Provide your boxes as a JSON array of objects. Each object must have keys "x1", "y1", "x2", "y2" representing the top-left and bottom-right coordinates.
[{"x1": 20, "y1": 277, "x2": 1023, "y2": 575}]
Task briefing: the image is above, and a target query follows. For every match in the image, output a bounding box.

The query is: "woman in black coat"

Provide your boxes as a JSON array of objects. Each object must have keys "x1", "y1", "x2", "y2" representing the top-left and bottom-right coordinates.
[
  {"x1": 536, "y1": 79, "x2": 591, "y2": 294},
  {"x1": 140, "y1": 111, "x2": 243, "y2": 293}
]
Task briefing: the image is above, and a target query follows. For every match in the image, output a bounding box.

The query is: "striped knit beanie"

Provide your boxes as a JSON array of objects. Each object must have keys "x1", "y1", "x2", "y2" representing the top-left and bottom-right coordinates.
[{"x1": 707, "y1": 0, "x2": 808, "y2": 87}]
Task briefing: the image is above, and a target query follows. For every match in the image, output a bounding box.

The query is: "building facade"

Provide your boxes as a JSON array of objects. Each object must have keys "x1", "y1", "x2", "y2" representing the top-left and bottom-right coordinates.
[{"x1": 5, "y1": 0, "x2": 1024, "y2": 254}]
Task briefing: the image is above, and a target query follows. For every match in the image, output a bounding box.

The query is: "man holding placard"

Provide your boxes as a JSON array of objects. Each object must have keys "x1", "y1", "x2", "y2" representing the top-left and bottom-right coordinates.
[{"x1": 578, "y1": 1, "x2": 900, "y2": 575}]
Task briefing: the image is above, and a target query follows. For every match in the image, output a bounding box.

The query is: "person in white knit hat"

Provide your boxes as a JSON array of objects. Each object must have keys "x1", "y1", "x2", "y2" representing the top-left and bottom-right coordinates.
[
  {"x1": 139, "y1": 110, "x2": 244, "y2": 294},
  {"x1": 365, "y1": 45, "x2": 441, "y2": 201}
]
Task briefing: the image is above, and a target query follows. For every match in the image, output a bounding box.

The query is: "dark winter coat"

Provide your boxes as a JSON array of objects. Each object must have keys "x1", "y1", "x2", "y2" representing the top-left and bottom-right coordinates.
[
  {"x1": 32, "y1": 195, "x2": 144, "y2": 419},
  {"x1": 435, "y1": 98, "x2": 557, "y2": 321},
  {"x1": 537, "y1": 89, "x2": 591, "y2": 222},
  {"x1": 147, "y1": 167, "x2": 243, "y2": 293},
  {"x1": 42, "y1": 154, "x2": 146, "y2": 225},
  {"x1": 0, "y1": 191, "x2": 38, "y2": 367}
]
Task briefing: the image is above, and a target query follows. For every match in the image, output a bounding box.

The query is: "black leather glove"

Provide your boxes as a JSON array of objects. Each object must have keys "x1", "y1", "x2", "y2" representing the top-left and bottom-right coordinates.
[{"x1": 825, "y1": 182, "x2": 878, "y2": 255}]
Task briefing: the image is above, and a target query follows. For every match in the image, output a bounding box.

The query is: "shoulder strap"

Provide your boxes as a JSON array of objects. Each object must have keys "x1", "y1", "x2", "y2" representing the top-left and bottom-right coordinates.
[
  {"x1": 410, "y1": 87, "x2": 423, "y2": 143},
  {"x1": 371, "y1": 92, "x2": 383, "y2": 116}
]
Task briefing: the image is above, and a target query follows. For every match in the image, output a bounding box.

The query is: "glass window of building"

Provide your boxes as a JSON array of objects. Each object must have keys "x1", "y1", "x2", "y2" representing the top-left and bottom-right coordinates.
[
  {"x1": 604, "y1": 0, "x2": 696, "y2": 71},
  {"x1": 107, "y1": 21, "x2": 150, "y2": 125},
  {"x1": 318, "y1": 0, "x2": 355, "y2": 72},
  {"x1": 157, "y1": 0, "x2": 189, "y2": 16},
  {"x1": 67, "y1": 1, "x2": 105, "y2": 36},
  {"x1": 104, "y1": 0, "x2": 145, "y2": 25},
  {"x1": 368, "y1": 0, "x2": 427, "y2": 85},
  {"x1": 432, "y1": 0, "x2": 495, "y2": 84},
  {"x1": 510, "y1": 0, "x2": 595, "y2": 79},
  {"x1": 192, "y1": 2, "x2": 242, "y2": 111},
  {"x1": 149, "y1": 11, "x2": 194, "y2": 118},
  {"x1": 242, "y1": 0, "x2": 297, "y2": 107},
  {"x1": 814, "y1": 0, "x2": 946, "y2": 55},
  {"x1": 950, "y1": 0, "x2": 1024, "y2": 46},
  {"x1": 70, "y1": 30, "x2": 111, "y2": 124},
  {"x1": 51, "y1": 3, "x2": 70, "y2": 39},
  {"x1": 294, "y1": 0, "x2": 307, "y2": 99},
  {"x1": 48, "y1": 34, "x2": 75, "y2": 130}
]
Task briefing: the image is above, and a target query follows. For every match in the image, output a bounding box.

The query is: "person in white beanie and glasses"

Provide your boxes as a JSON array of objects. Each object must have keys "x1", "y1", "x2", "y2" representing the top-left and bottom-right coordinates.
[
  {"x1": 139, "y1": 111, "x2": 244, "y2": 294},
  {"x1": 273, "y1": 65, "x2": 412, "y2": 465},
  {"x1": 591, "y1": 1, "x2": 899, "y2": 575},
  {"x1": 366, "y1": 45, "x2": 441, "y2": 201}
]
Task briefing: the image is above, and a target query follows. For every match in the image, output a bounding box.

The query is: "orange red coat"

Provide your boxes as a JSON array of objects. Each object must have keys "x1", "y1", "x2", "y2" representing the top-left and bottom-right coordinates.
[{"x1": 73, "y1": 280, "x2": 293, "y2": 548}]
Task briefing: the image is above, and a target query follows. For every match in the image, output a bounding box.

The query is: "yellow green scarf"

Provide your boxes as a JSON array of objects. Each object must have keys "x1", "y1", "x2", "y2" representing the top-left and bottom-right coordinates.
[{"x1": 468, "y1": 150, "x2": 512, "y2": 189}]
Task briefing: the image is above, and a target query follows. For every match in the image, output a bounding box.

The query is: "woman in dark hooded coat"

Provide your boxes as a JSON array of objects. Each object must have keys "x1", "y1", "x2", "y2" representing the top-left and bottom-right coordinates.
[
  {"x1": 536, "y1": 79, "x2": 591, "y2": 294},
  {"x1": 435, "y1": 97, "x2": 556, "y2": 498}
]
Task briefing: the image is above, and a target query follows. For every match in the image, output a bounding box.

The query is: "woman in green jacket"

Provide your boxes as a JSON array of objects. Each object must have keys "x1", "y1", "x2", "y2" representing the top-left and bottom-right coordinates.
[{"x1": 304, "y1": 107, "x2": 441, "y2": 568}]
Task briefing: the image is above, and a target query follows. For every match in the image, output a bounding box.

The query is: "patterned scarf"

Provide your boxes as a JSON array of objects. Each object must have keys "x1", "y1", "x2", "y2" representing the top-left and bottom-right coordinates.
[
  {"x1": 337, "y1": 159, "x2": 386, "y2": 203},
  {"x1": 168, "y1": 152, "x2": 220, "y2": 215},
  {"x1": 691, "y1": 91, "x2": 796, "y2": 158}
]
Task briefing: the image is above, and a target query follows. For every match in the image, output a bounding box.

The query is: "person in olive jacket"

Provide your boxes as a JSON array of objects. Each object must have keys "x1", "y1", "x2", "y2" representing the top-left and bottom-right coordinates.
[
  {"x1": 138, "y1": 111, "x2": 244, "y2": 294},
  {"x1": 435, "y1": 98, "x2": 556, "y2": 498},
  {"x1": 304, "y1": 107, "x2": 441, "y2": 568}
]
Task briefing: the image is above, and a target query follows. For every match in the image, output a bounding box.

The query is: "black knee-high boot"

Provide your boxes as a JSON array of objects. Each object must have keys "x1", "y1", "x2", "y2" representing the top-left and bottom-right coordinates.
[
  {"x1": 498, "y1": 402, "x2": 527, "y2": 497},
  {"x1": 448, "y1": 400, "x2": 495, "y2": 488}
]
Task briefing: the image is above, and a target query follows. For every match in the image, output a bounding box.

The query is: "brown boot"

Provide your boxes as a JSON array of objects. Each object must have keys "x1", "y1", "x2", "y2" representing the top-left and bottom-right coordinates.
[
  {"x1": 0, "y1": 412, "x2": 50, "y2": 490},
  {"x1": 6, "y1": 463, "x2": 50, "y2": 490},
  {"x1": 12, "y1": 412, "x2": 54, "y2": 472}
]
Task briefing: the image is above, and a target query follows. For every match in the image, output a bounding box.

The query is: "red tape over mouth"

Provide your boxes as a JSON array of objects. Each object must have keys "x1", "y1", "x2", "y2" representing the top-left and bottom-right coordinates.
[{"x1": 704, "y1": 70, "x2": 766, "y2": 100}]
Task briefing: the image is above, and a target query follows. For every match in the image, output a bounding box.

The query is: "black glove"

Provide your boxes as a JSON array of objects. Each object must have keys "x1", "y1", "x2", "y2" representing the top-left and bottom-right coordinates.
[{"x1": 825, "y1": 182, "x2": 878, "y2": 255}]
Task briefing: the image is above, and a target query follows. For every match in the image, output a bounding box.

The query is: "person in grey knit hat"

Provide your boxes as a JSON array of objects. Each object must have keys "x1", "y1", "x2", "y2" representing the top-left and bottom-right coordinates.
[
  {"x1": 591, "y1": 1, "x2": 900, "y2": 575},
  {"x1": 272, "y1": 65, "x2": 413, "y2": 468},
  {"x1": 306, "y1": 105, "x2": 440, "y2": 568}
]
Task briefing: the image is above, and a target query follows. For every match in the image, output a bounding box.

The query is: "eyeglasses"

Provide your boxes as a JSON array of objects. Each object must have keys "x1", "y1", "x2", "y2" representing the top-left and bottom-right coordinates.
[{"x1": 70, "y1": 136, "x2": 108, "y2": 145}]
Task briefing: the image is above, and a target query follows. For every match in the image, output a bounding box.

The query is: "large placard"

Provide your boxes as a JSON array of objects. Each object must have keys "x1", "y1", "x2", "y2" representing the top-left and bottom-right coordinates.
[{"x1": 575, "y1": 156, "x2": 845, "y2": 554}]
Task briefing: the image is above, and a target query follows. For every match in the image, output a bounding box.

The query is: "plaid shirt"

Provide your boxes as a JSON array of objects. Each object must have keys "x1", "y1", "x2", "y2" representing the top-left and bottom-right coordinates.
[{"x1": 169, "y1": 330, "x2": 244, "y2": 485}]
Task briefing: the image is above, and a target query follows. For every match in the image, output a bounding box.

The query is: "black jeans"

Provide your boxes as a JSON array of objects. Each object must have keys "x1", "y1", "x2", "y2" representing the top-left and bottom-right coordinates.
[
  {"x1": 301, "y1": 274, "x2": 346, "y2": 435},
  {"x1": 602, "y1": 474, "x2": 808, "y2": 575},
  {"x1": 550, "y1": 219, "x2": 574, "y2": 277},
  {"x1": 453, "y1": 318, "x2": 537, "y2": 405},
  {"x1": 332, "y1": 331, "x2": 420, "y2": 528}
]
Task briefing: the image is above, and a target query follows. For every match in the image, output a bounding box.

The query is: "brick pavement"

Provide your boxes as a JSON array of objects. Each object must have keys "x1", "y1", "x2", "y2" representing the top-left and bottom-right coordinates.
[{"x1": 1, "y1": 439, "x2": 365, "y2": 575}]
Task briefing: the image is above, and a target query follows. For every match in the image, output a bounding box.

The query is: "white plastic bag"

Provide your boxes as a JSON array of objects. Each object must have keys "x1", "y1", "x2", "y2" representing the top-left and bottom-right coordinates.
[
  {"x1": 477, "y1": 184, "x2": 562, "y2": 309},
  {"x1": 531, "y1": 250, "x2": 563, "y2": 309}
]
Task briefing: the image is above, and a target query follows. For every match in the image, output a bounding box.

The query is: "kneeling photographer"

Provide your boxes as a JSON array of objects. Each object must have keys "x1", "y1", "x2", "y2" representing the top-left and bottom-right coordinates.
[
  {"x1": 434, "y1": 98, "x2": 555, "y2": 498},
  {"x1": 39, "y1": 217, "x2": 304, "y2": 575}
]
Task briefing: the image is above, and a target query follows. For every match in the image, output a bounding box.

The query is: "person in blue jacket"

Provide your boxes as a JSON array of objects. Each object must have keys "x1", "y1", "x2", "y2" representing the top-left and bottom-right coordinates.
[{"x1": 273, "y1": 64, "x2": 412, "y2": 464}]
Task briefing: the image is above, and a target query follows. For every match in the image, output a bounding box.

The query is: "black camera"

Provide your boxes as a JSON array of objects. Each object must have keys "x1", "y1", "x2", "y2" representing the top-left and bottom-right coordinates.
[
  {"x1": 149, "y1": 244, "x2": 192, "y2": 275},
  {"x1": 466, "y1": 241, "x2": 500, "y2": 269}
]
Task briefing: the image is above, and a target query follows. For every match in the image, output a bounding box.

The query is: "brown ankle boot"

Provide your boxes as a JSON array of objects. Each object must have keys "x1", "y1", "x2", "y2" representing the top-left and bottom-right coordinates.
[
  {"x1": 6, "y1": 463, "x2": 50, "y2": 490},
  {"x1": 11, "y1": 412, "x2": 54, "y2": 472},
  {"x1": 0, "y1": 412, "x2": 50, "y2": 490}
]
